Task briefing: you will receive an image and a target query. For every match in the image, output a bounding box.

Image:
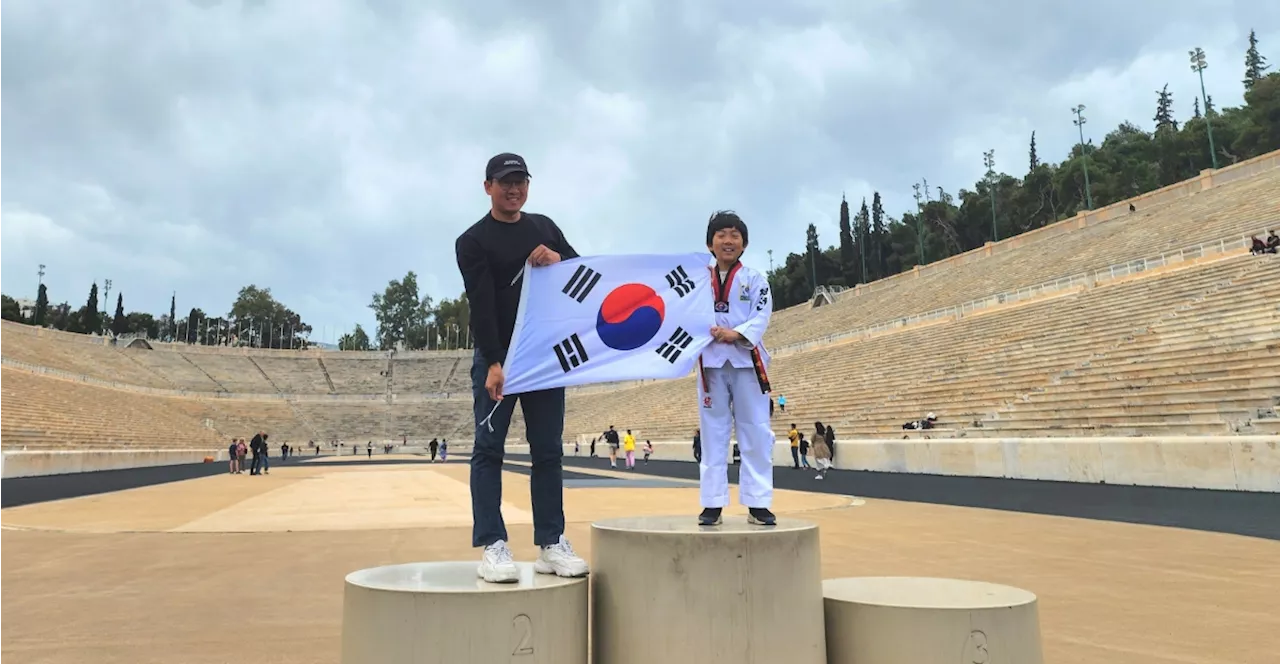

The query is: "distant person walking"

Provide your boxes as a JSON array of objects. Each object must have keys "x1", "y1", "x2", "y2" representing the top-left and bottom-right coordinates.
[
  {"x1": 811, "y1": 422, "x2": 833, "y2": 480},
  {"x1": 788, "y1": 425, "x2": 801, "y2": 469},
  {"x1": 623, "y1": 430, "x2": 637, "y2": 469}
]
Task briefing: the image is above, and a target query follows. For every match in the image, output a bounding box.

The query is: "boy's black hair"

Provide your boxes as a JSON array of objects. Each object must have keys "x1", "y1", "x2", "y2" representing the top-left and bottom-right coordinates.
[{"x1": 706, "y1": 210, "x2": 749, "y2": 247}]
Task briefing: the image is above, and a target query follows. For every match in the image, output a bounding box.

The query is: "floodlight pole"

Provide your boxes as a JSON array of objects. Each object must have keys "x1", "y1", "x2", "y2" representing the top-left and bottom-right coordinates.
[
  {"x1": 1189, "y1": 47, "x2": 1219, "y2": 170},
  {"x1": 1072, "y1": 105, "x2": 1094, "y2": 210}
]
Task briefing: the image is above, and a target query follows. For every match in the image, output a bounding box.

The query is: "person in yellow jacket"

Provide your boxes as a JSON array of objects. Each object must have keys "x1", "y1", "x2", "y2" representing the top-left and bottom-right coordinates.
[{"x1": 622, "y1": 430, "x2": 637, "y2": 469}]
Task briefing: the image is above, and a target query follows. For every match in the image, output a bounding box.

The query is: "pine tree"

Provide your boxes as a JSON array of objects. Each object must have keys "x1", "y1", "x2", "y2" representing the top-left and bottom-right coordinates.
[
  {"x1": 187, "y1": 307, "x2": 201, "y2": 344},
  {"x1": 81, "y1": 282, "x2": 100, "y2": 335},
  {"x1": 871, "y1": 191, "x2": 886, "y2": 279},
  {"x1": 112, "y1": 293, "x2": 126, "y2": 336},
  {"x1": 804, "y1": 223, "x2": 822, "y2": 293},
  {"x1": 169, "y1": 293, "x2": 177, "y2": 342},
  {"x1": 1028, "y1": 131, "x2": 1039, "y2": 171},
  {"x1": 857, "y1": 199, "x2": 871, "y2": 284},
  {"x1": 838, "y1": 195, "x2": 857, "y2": 288},
  {"x1": 1244, "y1": 29, "x2": 1270, "y2": 90},
  {"x1": 34, "y1": 283, "x2": 49, "y2": 327},
  {"x1": 1193, "y1": 96, "x2": 1202, "y2": 119},
  {"x1": 1154, "y1": 84, "x2": 1177, "y2": 132},
  {"x1": 1204, "y1": 94, "x2": 1215, "y2": 115}
]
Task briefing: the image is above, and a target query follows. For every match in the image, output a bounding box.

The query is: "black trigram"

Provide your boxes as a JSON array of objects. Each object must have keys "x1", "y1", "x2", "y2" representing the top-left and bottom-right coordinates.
[
  {"x1": 562, "y1": 265, "x2": 602, "y2": 303},
  {"x1": 655, "y1": 327, "x2": 693, "y2": 364},
  {"x1": 664, "y1": 265, "x2": 696, "y2": 297},
  {"x1": 554, "y1": 334, "x2": 590, "y2": 373}
]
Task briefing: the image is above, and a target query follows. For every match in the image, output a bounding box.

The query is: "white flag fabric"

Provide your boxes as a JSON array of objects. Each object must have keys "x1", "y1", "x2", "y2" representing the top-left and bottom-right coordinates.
[{"x1": 502, "y1": 252, "x2": 716, "y2": 396}]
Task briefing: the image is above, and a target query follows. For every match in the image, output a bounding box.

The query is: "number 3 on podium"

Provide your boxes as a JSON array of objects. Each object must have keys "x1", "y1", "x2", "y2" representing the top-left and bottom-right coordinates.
[{"x1": 511, "y1": 614, "x2": 534, "y2": 657}]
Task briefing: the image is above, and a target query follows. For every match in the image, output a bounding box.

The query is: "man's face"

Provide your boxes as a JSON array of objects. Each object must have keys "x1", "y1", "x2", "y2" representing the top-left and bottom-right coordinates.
[
  {"x1": 485, "y1": 172, "x2": 529, "y2": 215},
  {"x1": 708, "y1": 227, "x2": 744, "y2": 263}
]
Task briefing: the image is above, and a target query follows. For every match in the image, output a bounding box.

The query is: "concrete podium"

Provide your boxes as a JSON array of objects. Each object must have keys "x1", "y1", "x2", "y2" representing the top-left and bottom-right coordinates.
[
  {"x1": 591, "y1": 515, "x2": 825, "y2": 664},
  {"x1": 822, "y1": 576, "x2": 1044, "y2": 664},
  {"x1": 341, "y1": 562, "x2": 587, "y2": 664}
]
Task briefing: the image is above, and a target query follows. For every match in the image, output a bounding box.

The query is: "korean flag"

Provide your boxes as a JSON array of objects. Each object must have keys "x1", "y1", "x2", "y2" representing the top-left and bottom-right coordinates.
[{"x1": 502, "y1": 253, "x2": 716, "y2": 395}]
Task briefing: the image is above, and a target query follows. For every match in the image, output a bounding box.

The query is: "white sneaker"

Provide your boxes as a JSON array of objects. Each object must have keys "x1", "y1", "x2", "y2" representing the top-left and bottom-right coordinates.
[
  {"x1": 534, "y1": 535, "x2": 590, "y2": 578},
  {"x1": 477, "y1": 540, "x2": 520, "y2": 583}
]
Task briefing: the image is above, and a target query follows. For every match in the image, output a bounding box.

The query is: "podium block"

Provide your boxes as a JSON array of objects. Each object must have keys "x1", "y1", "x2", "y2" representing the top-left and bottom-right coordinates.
[
  {"x1": 823, "y1": 576, "x2": 1044, "y2": 664},
  {"x1": 341, "y1": 562, "x2": 587, "y2": 664},
  {"x1": 591, "y1": 515, "x2": 825, "y2": 664}
]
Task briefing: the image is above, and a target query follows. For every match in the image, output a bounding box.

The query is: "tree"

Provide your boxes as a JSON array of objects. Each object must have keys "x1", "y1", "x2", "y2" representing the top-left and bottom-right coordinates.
[
  {"x1": 432, "y1": 293, "x2": 472, "y2": 350},
  {"x1": 1, "y1": 295, "x2": 24, "y2": 322},
  {"x1": 228, "y1": 285, "x2": 312, "y2": 349},
  {"x1": 49, "y1": 302, "x2": 73, "y2": 331},
  {"x1": 838, "y1": 195, "x2": 857, "y2": 288},
  {"x1": 779, "y1": 38, "x2": 1276, "y2": 292},
  {"x1": 871, "y1": 191, "x2": 887, "y2": 279},
  {"x1": 338, "y1": 324, "x2": 372, "y2": 351},
  {"x1": 1245, "y1": 29, "x2": 1269, "y2": 90},
  {"x1": 1193, "y1": 96, "x2": 1202, "y2": 119},
  {"x1": 34, "y1": 284, "x2": 48, "y2": 327},
  {"x1": 1154, "y1": 84, "x2": 1177, "y2": 132},
  {"x1": 370, "y1": 271, "x2": 433, "y2": 350},
  {"x1": 123, "y1": 312, "x2": 159, "y2": 339},
  {"x1": 169, "y1": 293, "x2": 177, "y2": 342},
  {"x1": 111, "y1": 293, "x2": 126, "y2": 336},
  {"x1": 856, "y1": 199, "x2": 871, "y2": 284},
  {"x1": 184, "y1": 307, "x2": 203, "y2": 344},
  {"x1": 805, "y1": 224, "x2": 820, "y2": 293},
  {"x1": 73, "y1": 282, "x2": 100, "y2": 335},
  {"x1": 1235, "y1": 72, "x2": 1280, "y2": 156}
]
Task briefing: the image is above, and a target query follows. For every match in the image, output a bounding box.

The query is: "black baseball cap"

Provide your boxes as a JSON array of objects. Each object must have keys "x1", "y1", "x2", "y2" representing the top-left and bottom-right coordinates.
[{"x1": 486, "y1": 153, "x2": 531, "y2": 181}]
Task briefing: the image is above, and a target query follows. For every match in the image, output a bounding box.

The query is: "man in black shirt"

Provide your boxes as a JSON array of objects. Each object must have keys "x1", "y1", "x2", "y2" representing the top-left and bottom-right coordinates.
[{"x1": 456, "y1": 152, "x2": 589, "y2": 583}]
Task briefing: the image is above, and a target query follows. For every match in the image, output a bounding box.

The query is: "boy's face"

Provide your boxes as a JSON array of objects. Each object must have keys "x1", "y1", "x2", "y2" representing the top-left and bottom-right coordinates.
[{"x1": 708, "y1": 228, "x2": 744, "y2": 263}]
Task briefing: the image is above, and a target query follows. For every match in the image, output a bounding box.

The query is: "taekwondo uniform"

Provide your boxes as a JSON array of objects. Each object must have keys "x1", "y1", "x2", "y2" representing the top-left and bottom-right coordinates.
[{"x1": 697, "y1": 260, "x2": 774, "y2": 509}]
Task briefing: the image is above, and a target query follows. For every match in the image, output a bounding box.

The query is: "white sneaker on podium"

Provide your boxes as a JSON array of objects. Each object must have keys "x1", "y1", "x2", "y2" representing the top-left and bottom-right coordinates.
[
  {"x1": 535, "y1": 535, "x2": 590, "y2": 577},
  {"x1": 477, "y1": 540, "x2": 520, "y2": 583}
]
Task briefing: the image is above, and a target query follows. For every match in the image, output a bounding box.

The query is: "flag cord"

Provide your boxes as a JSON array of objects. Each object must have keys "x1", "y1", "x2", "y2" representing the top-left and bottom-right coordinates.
[{"x1": 478, "y1": 401, "x2": 500, "y2": 433}]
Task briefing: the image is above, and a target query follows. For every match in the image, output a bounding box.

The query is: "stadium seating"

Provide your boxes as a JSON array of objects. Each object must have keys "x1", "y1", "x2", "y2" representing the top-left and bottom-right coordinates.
[
  {"x1": 764, "y1": 165, "x2": 1280, "y2": 350},
  {"x1": 560, "y1": 253, "x2": 1280, "y2": 441},
  {"x1": 0, "y1": 367, "x2": 226, "y2": 450},
  {"x1": 2, "y1": 152, "x2": 1277, "y2": 453}
]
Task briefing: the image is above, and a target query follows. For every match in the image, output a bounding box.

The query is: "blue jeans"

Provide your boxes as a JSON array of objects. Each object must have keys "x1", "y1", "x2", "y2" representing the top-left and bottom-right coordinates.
[{"x1": 470, "y1": 351, "x2": 566, "y2": 548}]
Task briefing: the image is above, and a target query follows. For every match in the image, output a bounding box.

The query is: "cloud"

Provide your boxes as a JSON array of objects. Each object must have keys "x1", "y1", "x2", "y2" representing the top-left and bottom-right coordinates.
[{"x1": 3, "y1": 0, "x2": 1278, "y2": 343}]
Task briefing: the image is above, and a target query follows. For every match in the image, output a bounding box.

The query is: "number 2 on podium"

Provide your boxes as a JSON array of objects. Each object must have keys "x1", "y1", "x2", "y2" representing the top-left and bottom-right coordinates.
[{"x1": 512, "y1": 614, "x2": 534, "y2": 657}]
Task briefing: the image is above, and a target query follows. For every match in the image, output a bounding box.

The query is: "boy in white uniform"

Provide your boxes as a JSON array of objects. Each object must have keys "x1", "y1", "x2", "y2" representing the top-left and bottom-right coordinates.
[{"x1": 697, "y1": 211, "x2": 777, "y2": 527}]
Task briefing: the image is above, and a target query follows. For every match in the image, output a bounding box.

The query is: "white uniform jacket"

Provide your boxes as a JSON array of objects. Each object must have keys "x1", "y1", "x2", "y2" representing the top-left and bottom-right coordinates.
[{"x1": 698, "y1": 260, "x2": 773, "y2": 392}]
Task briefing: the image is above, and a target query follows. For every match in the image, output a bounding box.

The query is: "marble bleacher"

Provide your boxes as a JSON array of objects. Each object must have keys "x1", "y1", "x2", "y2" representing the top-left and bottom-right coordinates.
[
  {"x1": 0, "y1": 366, "x2": 226, "y2": 450},
  {"x1": 562, "y1": 254, "x2": 1280, "y2": 441},
  {"x1": 2, "y1": 153, "x2": 1277, "y2": 452},
  {"x1": 763, "y1": 165, "x2": 1280, "y2": 350}
]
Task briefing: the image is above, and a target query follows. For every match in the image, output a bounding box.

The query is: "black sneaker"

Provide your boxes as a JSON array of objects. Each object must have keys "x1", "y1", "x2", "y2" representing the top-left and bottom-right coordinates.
[
  {"x1": 698, "y1": 507, "x2": 723, "y2": 526},
  {"x1": 747, "y1": 508, "x2": 776, "y2": 526}
]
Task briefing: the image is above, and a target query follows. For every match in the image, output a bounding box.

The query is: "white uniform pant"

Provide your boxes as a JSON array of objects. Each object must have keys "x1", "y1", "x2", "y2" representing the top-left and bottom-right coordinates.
[{"x1": 697, "y1": 365, "x2": 774, "y2": 508}]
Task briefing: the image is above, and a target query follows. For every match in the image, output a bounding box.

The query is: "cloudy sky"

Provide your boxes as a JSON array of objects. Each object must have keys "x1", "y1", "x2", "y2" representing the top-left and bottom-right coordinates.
[{"x1": 3, "y1": 0, "x2": 1277, "y2": 343}]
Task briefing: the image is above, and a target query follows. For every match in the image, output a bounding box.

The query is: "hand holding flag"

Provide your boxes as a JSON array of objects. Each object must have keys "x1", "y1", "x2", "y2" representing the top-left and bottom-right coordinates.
[{"x1": 500, "y1": 253, "x2": 716, "y2": 397}]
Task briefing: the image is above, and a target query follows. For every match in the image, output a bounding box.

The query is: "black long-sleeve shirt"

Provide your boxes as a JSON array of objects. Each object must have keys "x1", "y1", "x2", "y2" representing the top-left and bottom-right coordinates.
[{"x1": 456, "y1": 212, "x2": 578, "y2": 365}]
